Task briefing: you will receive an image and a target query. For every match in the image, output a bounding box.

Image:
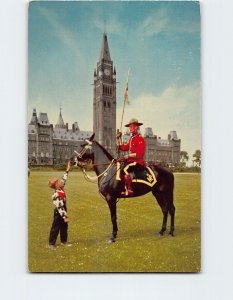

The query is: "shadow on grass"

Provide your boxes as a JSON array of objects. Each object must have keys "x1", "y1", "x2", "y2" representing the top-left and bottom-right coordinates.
[
  {"x1": 73, "y1": 228, "x2": 174, "y2": 245},
  {"x1": 73, "y1": 225, "x2": 200, "y2": 246}
]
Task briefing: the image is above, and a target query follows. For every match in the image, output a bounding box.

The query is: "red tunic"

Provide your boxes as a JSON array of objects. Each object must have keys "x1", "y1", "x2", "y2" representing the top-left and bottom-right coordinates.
[{"x1": 119, "y1": 134, "x2": 146, "y2": 165}]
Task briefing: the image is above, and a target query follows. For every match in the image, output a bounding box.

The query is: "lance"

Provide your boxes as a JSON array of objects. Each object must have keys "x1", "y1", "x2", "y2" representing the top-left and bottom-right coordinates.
[
  {"x1": 117, "y1": 68, "x2": 131, "y2": 148},
  {"x1": 120, "y1": 68, "x2": 131, "y2": 132}
]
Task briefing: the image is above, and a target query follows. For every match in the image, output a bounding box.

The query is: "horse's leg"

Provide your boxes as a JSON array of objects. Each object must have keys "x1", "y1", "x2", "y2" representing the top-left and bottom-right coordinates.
[
  {"x1": 152, "y1": 188, "x2": 168, "y2": 236},
  {"x1": 159, "y1": 203, "x2": 168, "y2": 236},
  {"x1": 106, "y1": 196, "x2": 118, "y2": 243},
  {"x1": 167, "y1": 175, "x2": 175, "y2": 236},
  {"x1": 168, "y1": 198, "x2": 176, "y2": 236}
]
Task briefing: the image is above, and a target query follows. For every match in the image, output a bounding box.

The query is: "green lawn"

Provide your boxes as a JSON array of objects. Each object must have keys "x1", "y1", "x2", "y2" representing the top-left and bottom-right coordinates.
[{"x1": 28, "y1": 171, "x2": 201, "y2": 272}]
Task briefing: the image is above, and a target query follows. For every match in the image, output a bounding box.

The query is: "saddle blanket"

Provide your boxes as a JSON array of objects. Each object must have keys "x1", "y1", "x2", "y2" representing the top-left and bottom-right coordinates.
[{"x1": 116, "y1": 162, "x2": 157, "y2": 187}]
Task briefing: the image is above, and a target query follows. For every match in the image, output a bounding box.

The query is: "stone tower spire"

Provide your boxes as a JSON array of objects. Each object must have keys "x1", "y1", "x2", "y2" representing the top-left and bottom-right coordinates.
[
  {"x1": 55, "y1": 106, "x2": 66, "y2": 129},
  {"x1": 93, "y1": 32, "x2": 116, "y2": 155},
  {"x1": 99, "y1": 33, "x2": 111, "y2": 62}
]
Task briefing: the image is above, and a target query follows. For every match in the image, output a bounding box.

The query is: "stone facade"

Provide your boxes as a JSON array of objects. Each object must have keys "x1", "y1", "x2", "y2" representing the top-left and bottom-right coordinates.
[
  {"x1": 145, "y1": 129, "x2": 181, "y2": 165},
  {"x1": 28, "y1": 109, "x2": 54, "y2": 165},
  {"x1": 28, "y1": 108, "x2": 92, "y2": 165}
]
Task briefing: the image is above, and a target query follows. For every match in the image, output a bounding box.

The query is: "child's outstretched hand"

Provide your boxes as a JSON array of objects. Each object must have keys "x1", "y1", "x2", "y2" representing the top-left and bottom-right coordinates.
[
  {"x1": 66, "y1": 160, "x2": 71, "y2": 172},
  {"x1": 64, "y1": 217, "x2": 69, "y2": 223}
]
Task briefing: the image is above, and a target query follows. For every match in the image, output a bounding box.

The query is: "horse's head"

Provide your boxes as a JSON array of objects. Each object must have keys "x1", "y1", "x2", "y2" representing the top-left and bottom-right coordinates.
[
  {"x1": 71, "y1": 133, "x2": 114, "y2": 168},
  {"x1": 71, "y1": 133, "x2": 95, "y2": 167}
]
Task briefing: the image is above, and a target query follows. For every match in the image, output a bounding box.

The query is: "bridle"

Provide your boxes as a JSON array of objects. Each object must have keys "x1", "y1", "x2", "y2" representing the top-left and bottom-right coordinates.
[
  {"x1": 73, "y1": 140, "x2": 92, "y2": 166},
  {"x1": 73, "y1": 139, "x2": 115, "y2": 183}
]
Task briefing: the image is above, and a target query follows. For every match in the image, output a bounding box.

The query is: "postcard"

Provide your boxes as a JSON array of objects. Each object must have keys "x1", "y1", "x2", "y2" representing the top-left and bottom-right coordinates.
[{"x1": 28, "y1": 1, "x2": 201, "y2": 272}]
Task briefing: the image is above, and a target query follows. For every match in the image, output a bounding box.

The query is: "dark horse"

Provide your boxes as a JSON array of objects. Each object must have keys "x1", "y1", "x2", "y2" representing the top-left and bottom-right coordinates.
[{"x1": 74, "y1": 134, "x2": 175, "y2": 243}]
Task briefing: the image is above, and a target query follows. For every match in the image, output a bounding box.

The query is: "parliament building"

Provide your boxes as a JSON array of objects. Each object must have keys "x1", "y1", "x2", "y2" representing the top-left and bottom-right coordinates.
[{"x1": 28, "y1": 33, "x2": 180, "y2": 166}]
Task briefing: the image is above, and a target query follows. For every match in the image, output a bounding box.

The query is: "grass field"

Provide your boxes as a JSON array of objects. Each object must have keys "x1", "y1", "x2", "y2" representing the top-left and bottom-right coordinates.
[{"x1": 28, "y1": 171, "x2": 201, "y2": 273}]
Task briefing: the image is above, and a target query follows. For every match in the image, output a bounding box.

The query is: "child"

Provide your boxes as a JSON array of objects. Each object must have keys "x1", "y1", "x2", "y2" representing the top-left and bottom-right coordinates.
[{"x1": 48, "y1": 160, "x2": 71, "y2": 250}]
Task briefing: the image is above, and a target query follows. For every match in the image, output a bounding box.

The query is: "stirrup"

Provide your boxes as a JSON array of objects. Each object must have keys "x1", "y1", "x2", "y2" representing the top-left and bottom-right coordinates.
[{"x1": 121, "y1": 187, "x2": 134, "y2": 196}]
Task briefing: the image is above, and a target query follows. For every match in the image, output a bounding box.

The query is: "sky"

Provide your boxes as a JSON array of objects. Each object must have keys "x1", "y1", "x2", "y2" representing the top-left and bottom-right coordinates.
[{"x1": 28, "y1": 0, "x2": 201, "y2": 162}]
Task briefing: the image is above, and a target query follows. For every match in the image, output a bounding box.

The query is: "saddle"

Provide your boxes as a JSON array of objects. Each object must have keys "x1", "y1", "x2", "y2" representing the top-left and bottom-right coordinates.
[{"x1": 116, "y1": 162, "x2": 157, "y2": 187}]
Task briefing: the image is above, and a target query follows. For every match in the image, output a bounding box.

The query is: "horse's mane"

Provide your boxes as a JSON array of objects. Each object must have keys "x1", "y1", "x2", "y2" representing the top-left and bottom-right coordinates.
[{"x1": 93, "y1": 140, "x2": 114, "y2": 161}]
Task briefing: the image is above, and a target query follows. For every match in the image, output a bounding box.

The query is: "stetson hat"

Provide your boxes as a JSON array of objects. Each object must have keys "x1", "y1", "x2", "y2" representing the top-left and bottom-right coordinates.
[{"x1": 125, "y1": 118, "x2": 143, "y2": 127}]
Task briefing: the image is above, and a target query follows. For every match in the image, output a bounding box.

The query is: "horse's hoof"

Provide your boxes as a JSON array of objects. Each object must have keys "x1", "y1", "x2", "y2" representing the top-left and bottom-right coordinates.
[
  {"x1": 169, "y1": 232, "x2": 175, "y2": 237},
  {"x1": 158, "y1": 232, "x2": 164, "y2": 237},
  {"x1": 158, "y1": 229, "x2": 166, "y2": 236},
  {"x1": 107, "y1": 238, "x2": 115, "y2": 244}
]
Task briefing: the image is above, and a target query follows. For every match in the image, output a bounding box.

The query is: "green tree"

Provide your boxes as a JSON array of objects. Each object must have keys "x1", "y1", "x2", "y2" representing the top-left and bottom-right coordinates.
[
  {"x1": 193, "y1": 149, "x2": 201, "y2": 167},
  {"x1": 180, "y1": 150, "x2": 189, "y2": 167}
]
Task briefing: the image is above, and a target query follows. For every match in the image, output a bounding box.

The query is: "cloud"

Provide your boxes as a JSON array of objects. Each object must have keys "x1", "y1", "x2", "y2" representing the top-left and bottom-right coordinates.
[
  {"x1": 137, "y1": 8, "x2": 199, "y2": 37},
  {"x1": 138, "y1": 9, "x2": 169, "y2": 37},
  {"x1": 117, "y1": 83, "x2": 201, "y2": 158}
]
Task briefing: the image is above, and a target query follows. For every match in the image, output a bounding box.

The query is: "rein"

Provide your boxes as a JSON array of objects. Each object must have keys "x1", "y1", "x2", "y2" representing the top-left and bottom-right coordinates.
[
  {"x1": 81, "y1": 159, "x2": 116, "y2": 183},
  {"x1": 73, "y1": 139, "x2": 121, "y2": 183}
]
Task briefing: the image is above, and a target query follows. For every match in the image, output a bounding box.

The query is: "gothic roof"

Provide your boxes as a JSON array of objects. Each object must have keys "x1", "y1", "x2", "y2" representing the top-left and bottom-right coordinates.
[
  {"x1": 157, "y1": 139, "x2": 170, "y2": 146},
  {"x1": 72, "y1": 121, "x2": 80, "y2": 131},
  {"x1": 144, "y1": 127, "x2": 154, "y2": 137},
  {"x1": 122, "y1": 131, "x2": 176, "y2": 147},
  {"x1": 169, "y1": 131, "x2": 179, "y2": 140},
  {"x1": 55, "y1": 111, "x2": 66, "y2": 128},
  {"x1": 38, "y1": 113, "x2": 50, "y2": 125},
  {"x1": 53, "y1": 128, "x2": 92, "y2": 141},
  {"x1": 99, "y1": 33, "x2": 111, "y2": 62}
]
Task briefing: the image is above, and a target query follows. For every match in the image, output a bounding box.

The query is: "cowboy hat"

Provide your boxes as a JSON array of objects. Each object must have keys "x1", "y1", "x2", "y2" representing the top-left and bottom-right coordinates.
[{"x1": 125, "y1": 118, "x2": 143, "y2": 127}]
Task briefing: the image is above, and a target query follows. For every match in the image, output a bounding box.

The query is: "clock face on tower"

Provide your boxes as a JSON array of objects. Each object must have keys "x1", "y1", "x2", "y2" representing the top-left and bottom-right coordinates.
[
  {"x1": 98, "y1": 70, "x2": 103, "y2": 77},
  {"x1": 104, "y1": 69, "x2": 110, "y2": 76}
]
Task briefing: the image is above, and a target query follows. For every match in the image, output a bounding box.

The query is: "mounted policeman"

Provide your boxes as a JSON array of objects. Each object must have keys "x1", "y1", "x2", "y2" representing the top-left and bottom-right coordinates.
[{"x1": 116, "y1": 118, "x2": 146, "y2": 196}]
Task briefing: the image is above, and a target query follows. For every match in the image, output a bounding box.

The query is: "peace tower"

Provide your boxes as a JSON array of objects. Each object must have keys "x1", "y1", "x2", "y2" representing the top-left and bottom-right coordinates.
[{"x1": 93, "y1": 33, "x2": 117, "y2": 155}]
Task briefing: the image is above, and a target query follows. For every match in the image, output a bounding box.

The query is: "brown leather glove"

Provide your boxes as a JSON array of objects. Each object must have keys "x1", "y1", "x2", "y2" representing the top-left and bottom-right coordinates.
[{"x1": 116, "y1": 131, "x2": 122, "y2": 139}]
